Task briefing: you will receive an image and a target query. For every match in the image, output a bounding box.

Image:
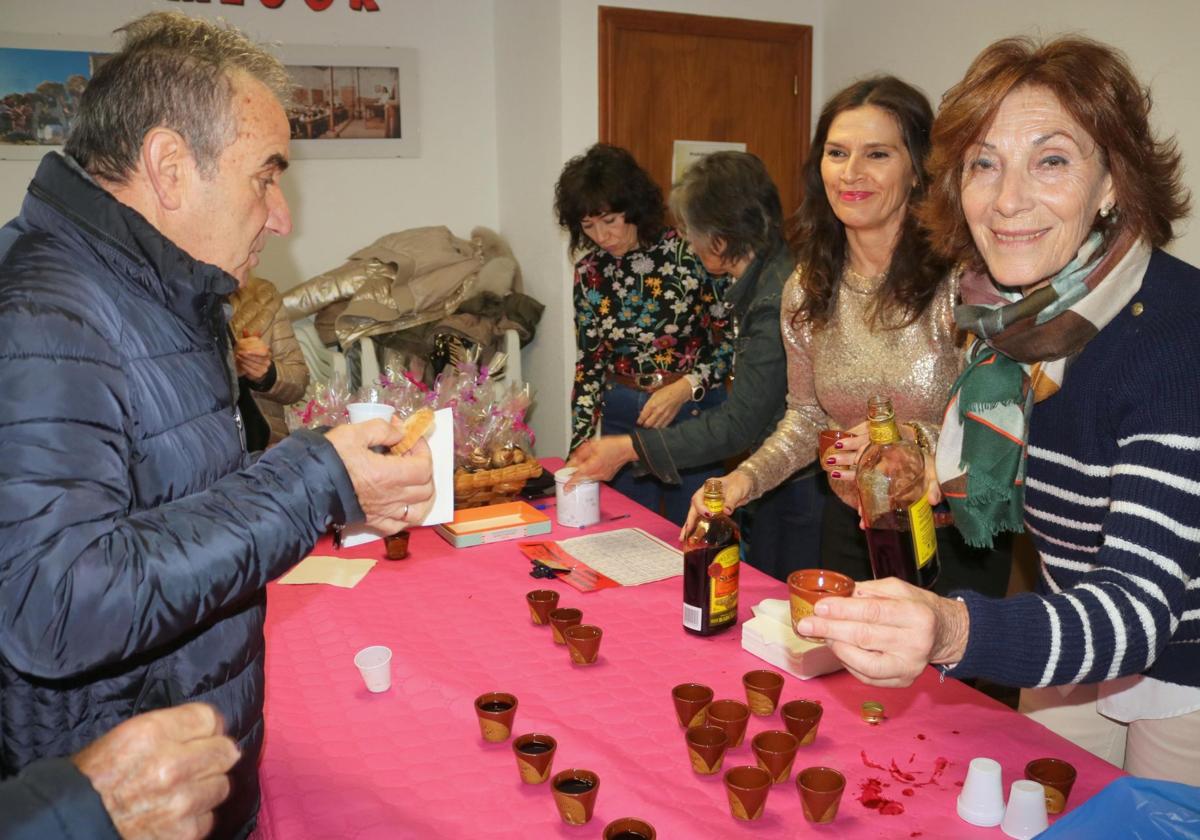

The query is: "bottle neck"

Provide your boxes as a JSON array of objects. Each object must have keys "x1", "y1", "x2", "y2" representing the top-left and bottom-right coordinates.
[
  {"x1": 703, "y1": 495, "x2": 725, "y2": 515},
  {"x1": 867, "y1": 417, "x2": 901, "y2": 445}
]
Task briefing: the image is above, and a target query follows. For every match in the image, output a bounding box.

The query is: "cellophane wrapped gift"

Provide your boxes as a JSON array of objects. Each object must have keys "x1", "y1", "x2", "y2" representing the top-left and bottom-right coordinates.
[{"x1": 287, "y1": 351, "x2": 540, "y2": 508}]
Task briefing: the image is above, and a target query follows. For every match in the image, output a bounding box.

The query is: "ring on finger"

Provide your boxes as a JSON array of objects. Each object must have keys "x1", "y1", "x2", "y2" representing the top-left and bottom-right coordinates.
[{"x1": 401, "y1": 503, "x2": 410, "y2": 521}]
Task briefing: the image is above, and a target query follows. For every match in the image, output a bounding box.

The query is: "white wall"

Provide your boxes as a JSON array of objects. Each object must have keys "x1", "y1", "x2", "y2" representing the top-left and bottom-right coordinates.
[
  {"x1": 821, "y1": 0, "x2": 1200, "y2": 265},
  {"x1": 0, "y1": 0, "x2": 501, "y2": 289}
]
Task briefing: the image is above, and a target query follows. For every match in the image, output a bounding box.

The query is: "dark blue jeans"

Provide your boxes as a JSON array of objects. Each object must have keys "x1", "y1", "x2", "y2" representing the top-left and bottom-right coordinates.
[
  {"x1": 600, "y1": 381, "x2": 727, "y2": 526},
  {"x1": 738, "y1": 470, "x2": 829, "y2": 582}
]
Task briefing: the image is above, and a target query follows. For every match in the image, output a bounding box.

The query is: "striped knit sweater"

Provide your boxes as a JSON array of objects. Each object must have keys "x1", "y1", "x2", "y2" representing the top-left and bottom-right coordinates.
[{"x1": 953, "y1": 249, "x2": 1200, "y2": 689}]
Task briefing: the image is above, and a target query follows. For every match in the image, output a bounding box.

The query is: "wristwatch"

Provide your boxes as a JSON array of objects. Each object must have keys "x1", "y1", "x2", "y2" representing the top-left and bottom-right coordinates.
[{"x1": 686, "y1": 373, "x2": 705, "y2": 403}]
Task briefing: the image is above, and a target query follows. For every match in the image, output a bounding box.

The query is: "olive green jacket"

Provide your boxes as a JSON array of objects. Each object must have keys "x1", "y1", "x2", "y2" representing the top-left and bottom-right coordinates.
[{"x1": 632, "y1": 237, "x2": 792, "y2": 483}]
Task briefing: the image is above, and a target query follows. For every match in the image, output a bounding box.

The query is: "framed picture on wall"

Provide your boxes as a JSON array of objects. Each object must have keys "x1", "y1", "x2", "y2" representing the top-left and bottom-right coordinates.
[
  {"x1": 0, "y1": 33, "x2": 114, "y2": 160},
  {"x1": 0, "y1": 34, "x2": 420, "y2": 161},
  {"x1": 280, "y1": 44, "x2": 420, "y2": 159}
]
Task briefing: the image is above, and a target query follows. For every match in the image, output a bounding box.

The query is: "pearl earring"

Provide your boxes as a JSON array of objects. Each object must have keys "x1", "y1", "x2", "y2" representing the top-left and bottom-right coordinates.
[{"x1": 1100, "y1": 204, "x2": 1113, "y2": 219}]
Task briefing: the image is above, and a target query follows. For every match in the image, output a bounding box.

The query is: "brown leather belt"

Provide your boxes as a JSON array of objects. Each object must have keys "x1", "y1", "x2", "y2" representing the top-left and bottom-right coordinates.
[{"x1": 608, "y1": 370, "x2": 685, "y2": 392}]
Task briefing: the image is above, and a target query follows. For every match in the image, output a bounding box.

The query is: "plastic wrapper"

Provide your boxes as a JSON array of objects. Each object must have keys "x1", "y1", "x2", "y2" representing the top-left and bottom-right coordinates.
[{"x1": 1041, "y1": 777, "x2": 1200, "y2": 839}]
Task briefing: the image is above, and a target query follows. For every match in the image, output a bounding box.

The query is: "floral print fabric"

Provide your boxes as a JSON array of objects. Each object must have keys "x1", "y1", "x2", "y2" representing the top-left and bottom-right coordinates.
[{"x1": 570, "y1": 229, "x2": 733, "y2": 452}]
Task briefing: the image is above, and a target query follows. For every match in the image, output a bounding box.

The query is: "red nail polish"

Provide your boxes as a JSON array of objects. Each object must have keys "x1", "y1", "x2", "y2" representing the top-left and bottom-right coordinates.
[
  {"x1": 825, "y1": 457, "x2": 836, "y2": 465},
  {"x1": 834, "y1": 441, "x2": 844, "y2": 449},
  {"x1": 831, "y1": 471, "x2": 841, "y2": 479}
]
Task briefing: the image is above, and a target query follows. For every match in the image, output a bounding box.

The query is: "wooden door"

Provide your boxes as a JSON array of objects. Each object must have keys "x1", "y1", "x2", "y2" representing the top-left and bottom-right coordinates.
[{"x1": 599, "y1": 7, "x2": 811, "y2": 217}]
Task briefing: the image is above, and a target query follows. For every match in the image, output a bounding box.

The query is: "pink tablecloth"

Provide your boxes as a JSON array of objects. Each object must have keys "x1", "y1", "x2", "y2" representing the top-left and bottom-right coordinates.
[{"x1": 256, "y1": 475, "x2": 1122, "y2": 839}]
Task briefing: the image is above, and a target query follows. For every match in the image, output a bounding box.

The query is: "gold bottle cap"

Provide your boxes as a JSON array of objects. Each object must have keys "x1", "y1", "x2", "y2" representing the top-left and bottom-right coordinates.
[{"x1": 861, "y1": 701, "x2": 885, "y2": 724}]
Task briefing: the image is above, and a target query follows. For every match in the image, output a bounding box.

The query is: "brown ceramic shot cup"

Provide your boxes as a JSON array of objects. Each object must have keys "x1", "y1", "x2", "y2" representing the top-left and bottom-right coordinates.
[
  {"x1": 797, "y1": 766, "x2": 846, "y2": 824},
  {"x1": 706, "y1": 699, "x2": 751, "y2": 748},
  {"x1": 603, "y1": 817, "x2": 656, "y2": 840},
  {"x1": 723, "y1": 765, "x2": 772, "y2": 821},
  {"x1": 526, "y1": 589, "x2": 560, "y2": 625},
  {"x1": 551, "y1": 768, "x2": 600, "y2": 825},
  {"x1": 565, "y1": 624, "x2": 603, "y2": 665},
  {"x1": 685, "y1": 725, "x2": 729, "y2": 776},
  {"x1": 780, "y1": 699, "x2": 824, "y2": 746},
  {"x1": 671, "y1": 683, "x2": 714, "y2": 728},
  {"x1": 743, "y1": 669, "x2": 785, "y2": 716},
  {"x1": 751, "y1": 729, "x2": 800, "y2": 784},
  {"x1": 474, "y1": 691, "x2": 518, "y2": 743},
  {"x1": 788, "y1": 569, "x2": 855, "y2": 642},
  {"x1": 1025, "y1": 757, "x2": 1077, "y2": 815},
  {"x1": 818, "y1": 428, "x2": 853, "y2": 460},
  {"x1": 511, "y1": 733, "x2": 557, "y2": 784},
  {"x1": 549, "y1": 607, "x2": 583, "y2": 645},
  {"x1": 383, "y1": 531, "x2": 410, "y2": 560}
]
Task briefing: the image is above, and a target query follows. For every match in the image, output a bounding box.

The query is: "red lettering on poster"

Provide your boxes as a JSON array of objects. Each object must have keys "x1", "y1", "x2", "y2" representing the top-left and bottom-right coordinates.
[
  {"x1": 305, "y1": 0, "x2": 335, "y2": 8},
  {"x1": 260, "y1": 0, "x2": 285, "y2": 6},
  {"x1": 350, "y1": 0, "x2": 380, "y2": 10}
]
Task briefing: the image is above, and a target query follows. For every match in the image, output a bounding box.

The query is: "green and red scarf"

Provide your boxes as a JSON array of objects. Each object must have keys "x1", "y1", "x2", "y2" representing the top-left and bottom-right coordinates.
[{"x1": 937, "y1": 231, "x2": 1148, "y2": 547}]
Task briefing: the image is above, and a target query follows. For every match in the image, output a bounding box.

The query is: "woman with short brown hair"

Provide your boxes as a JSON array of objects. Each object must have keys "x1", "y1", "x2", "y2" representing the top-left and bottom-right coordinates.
[{"x1": 804, "y1": 36, "x2": 1200, "y2": 784}]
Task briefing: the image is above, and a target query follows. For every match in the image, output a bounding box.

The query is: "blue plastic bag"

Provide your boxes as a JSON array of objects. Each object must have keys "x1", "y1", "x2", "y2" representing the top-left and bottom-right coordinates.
[{"x1": 1041, "y1": 777, "x2": 1200, "y2": 839}]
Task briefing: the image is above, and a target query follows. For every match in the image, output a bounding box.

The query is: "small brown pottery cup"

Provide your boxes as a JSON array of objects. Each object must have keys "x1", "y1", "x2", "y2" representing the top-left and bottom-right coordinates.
[
  {"x1": 724, "y1": 765, "x2": 772, "y2": 821},
  {"x1": 603, "y1": 817, "x2": 656, "y2": 840},
  {"x1": 564, "y1": 624, "x2": 603, "y2": 665},
  {"x1": 780, "y1": 699, "x2": 823, "y2": 746},
  {"x1": 474, "y1": 691, "x2": 518, "y2": 743},
  {"x1": 743, "y1": 669, "x2": 785, "y2": 716},
  {"x1": 526, "y1": 589, "x2": 559, "y2": 625},
  {"x1": 671, "y1": 683, "x2": 714, "y2": 728},
  {"x1": 797, "y1": 766, "x2": 846, "y2": 824},
  {"x1": 383, "y1": 531, "x2": 410, "y2": 560},
  {"x1": 706, "y1": 699, "x2": 751, "y2": 747},
  {"x1": 1025, "y1": 757, "x2": 1077, "y2": 815},
  {"x1": 788, "y1": 569, "x2": 855, "y2": 642},
  {"x1": 551, "y1": 768, "x2": 600, "y2": 825},
  {"x1": 818, "y1": 428, "x2": 853, "y2": 460},
  {"x1": 685, "y1": 725, "x2": 729, "y2": 775},
  {"x1": 751, "y1": 729, "x2": 800, "y2": 784},
  {"x1": 549, "y1": 607, "x2": 583, "y2": 645},
  {"x1": 511, "y1": 733, "x2": 557, "y2": 784}
]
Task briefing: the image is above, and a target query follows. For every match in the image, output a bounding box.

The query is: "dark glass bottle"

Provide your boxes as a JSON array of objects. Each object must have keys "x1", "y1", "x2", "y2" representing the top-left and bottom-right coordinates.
[
  {"x1": 856, "y1": 395, "x2": 940, "y2": 589},
  {"x1": 682, "y1": 479, "x2": 740, "y2": 635}
]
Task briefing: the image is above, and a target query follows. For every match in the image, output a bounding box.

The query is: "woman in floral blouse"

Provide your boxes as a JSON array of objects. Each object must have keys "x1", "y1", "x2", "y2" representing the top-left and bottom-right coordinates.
[{"x1": 554, "y1": 144, "x2": 733, "y2": 524}]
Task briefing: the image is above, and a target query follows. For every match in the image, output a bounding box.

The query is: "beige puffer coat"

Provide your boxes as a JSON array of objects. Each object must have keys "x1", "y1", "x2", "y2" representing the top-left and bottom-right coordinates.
[{"x1": 230, "y1": 275, "x2": 309, "y2": 444}]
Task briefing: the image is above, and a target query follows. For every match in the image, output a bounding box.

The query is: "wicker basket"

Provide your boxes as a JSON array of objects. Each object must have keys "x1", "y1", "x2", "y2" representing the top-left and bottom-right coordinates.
[{"x1": 453, "y1": 460, "x2": 544, "y2": 509}]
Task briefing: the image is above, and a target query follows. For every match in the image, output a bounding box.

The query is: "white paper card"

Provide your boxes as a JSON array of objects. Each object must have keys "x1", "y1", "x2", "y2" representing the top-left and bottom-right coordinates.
[
  {"x1": 339, "y1": 406, "x2": 455, "y2": 547},
  {"x1": 555, "y1": 527, "x2": 683, "y2": 586}
]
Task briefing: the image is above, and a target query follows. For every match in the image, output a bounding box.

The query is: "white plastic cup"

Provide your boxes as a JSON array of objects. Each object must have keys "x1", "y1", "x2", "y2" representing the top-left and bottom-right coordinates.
[
  {"x1": 555, "y1": 467, "x2": 600, "y2": 527},
  {"x1": 957, "y1": 757, "x2": 1006, "y2": 827},
  {"x1": 353, "y1": 645, "x2": 393, "y2": 693},
  {"x1": 347, "y1": 402, "x2": 396, "y2": 424},
  {"x1": 1001, "y1": 779, "x2": 1049, "y2": 839}
]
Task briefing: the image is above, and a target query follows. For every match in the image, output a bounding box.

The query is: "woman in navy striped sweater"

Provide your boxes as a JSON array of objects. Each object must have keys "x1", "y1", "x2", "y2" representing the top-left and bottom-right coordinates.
[{"x1": 798, "y1": 36, "x2": 1200, "y2": 784}]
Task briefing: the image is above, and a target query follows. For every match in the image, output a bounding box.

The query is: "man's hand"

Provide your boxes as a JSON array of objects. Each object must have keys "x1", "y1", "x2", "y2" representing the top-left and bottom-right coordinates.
[
  {"x1": 565, "y1": 435, "x2": 637, "y2": 486},
  {"x1": 71, "y1": 703, "x2": 240, "y2": 840},
  {"x1": 637, "y1": 379, "x2": 692, "y2": 429},
  {"x1": 679, "y1": 471, "x2": 752, "y2": 540},
  {"x1": 326, "y1": 418, "x2": 435, "y2": 532},
  {"x1": 795, "y1": 578, "x2": 970, "y2": 688},
  {"x1": 234, "y1": 332, "x2": 272, "y2": 382}
]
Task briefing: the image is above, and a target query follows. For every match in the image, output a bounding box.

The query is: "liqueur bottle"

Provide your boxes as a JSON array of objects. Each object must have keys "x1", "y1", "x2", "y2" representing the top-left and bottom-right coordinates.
[
  {"x1": 856, "y1": 395, "x2": 940, "y2": 589},
  {"x1": 682, "y1": 478, "x2": 740, "y2": 636}
]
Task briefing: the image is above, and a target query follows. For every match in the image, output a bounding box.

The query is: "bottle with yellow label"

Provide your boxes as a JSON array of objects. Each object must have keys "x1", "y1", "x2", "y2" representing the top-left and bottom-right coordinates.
[
  {"x1": 856, "y1": 395, "x2": 940, "y2": 590},
  {"x1": 682, "y1": 478, "x2": 740, "y2": 635}
]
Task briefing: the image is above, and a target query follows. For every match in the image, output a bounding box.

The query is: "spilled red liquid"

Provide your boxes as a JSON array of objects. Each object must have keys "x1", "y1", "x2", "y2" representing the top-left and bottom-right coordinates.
[
  {"x1": 858, "y1": 777, "x2": 904, "y2": 815},
  {"x1": 857, "y1": 751, "x2": 951, "y2": 816}
]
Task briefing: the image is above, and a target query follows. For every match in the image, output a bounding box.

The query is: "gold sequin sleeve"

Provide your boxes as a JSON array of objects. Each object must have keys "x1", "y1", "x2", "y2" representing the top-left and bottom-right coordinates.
[
  {"x1": 735, "y1": 266, "x2": 964, "y2": 503},
  {"x1": 735, "y1": 267, "x2": 827, "y2": 500}
]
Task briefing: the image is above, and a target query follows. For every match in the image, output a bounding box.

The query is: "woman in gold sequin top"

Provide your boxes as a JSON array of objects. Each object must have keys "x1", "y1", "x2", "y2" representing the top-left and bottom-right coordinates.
[{"x1": 685, "y1": 76, "x2": 1011, "y2": 597}]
